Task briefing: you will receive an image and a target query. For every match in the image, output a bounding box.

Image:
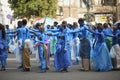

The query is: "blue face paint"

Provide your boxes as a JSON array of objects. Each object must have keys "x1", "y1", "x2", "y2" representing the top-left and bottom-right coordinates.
[{"x1": 79, "y1": 23, "x2": 84, "y2": 27}]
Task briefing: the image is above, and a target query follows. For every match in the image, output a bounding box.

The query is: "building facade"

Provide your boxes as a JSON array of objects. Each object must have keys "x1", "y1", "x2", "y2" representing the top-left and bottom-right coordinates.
[
  {"x1": 117, "y1": 0, "x2": 120, "y2": 20},
  {"x1": 57, "y1": 0, "x2": 118, "y2": 23},
  {"x1": 0, "y1": 0, "x2": 13, "y2": 25}
]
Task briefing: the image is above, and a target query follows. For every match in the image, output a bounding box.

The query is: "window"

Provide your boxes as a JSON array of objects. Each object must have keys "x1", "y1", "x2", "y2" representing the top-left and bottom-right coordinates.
[
  {"x1": 102, "y1": 0, "x2": 116, "y2": 6},
  {"x1": 56, "y1": 6, "x2": 63, "y2": 16}
]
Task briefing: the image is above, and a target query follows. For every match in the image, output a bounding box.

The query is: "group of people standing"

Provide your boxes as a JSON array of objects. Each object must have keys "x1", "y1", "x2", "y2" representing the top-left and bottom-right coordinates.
[{"x1": 0, "y1": 18, "x2": 120, "y2": 73}]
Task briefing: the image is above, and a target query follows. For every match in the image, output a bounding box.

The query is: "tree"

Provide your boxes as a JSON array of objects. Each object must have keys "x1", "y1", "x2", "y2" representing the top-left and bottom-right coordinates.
[
  {"x1": 83, "y1": 0, "x2": 93, "y2": 22},
  {"x1": 8, "y1": 0, "x2": 58, "y2": 18}
]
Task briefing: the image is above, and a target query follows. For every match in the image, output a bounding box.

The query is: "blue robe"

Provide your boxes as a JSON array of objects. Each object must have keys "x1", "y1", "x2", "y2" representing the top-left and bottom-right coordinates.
[
  {"x1": 92, "y1": 30, "x2": 113, "y2": 71},
  {"x1": 51, "y1": 28, "x2": 72, "y2": 71},
  {"x1": 33, "y1": 29, "x2": 46, "y2": 70},
  {"x1": 0, "y1": 30, "x2": 8, "y2": 69}
]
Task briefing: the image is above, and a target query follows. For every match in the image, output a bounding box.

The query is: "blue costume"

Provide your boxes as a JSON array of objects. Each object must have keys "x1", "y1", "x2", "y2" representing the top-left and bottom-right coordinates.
[
  {"x1": 103, "y1": 27, "x2": 113, "y2": 51},
  {"x1": 50, "y1": 26, "x2": 58, "y2": 56},
  {"x1": 71, "y1": 26, "x2": 80, "y2": 65},
  {"x1": 71, "y1": 22, "x2": 91, "y2": 71},
  {"x1": 0, "y1": 30, "x2": 8, "y2": 71},
  {"x1": 11, "y1": 27, "x2": 24, "y2": 66},
  {"x1": 89, "y1": 28, "x2": 113, "y2": 71},
  {"x1": 11, "y1": 24, "x2": 31, "y2": 71},
  {"x1": 50, "y1": 26, "x2": 72, "y2": 72},
  {"x1": 32, "y1": 28, "x2": 46, "y2": 73}
]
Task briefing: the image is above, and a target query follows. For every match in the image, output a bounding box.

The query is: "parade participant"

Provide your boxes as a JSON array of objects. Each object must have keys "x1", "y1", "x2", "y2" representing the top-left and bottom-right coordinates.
[
  {"x1": 44, "y1": 25, "x2": 51, "y2": 70},
  {"x1": 33, "y1": 23, "x2": 47, "y2": 73},
  {"x1": 48, "y1": 21, "x2": 72, "y2": 72},
  {"x1": 5, "y1": 25, "x2": 11, "y2": 44},
  {"x1": 88, "y1": 23, "x2": 113, "y2": 71},
  {"x1": 78, "y1": 18, "x2": 91, "y2": 71},
  {"x1": 15, "y1": 21, "x2": 23, "y2": 69},
  {"x1": 71, "y1": 22, "x2": 80, "y2": 65},
  {"x1": 11, "y1": 19, "x2": 31, "y2": 71},
  {"x1": 5, "y1": 25, "x2": 16, "y2": 54},
  {"x1": 0, "y1": 24, "x2": 8, "y2": 71},
  {"x1": 103, "y1": 23, "x2": 112, "y2": 51},
  {"x1": 21, "y1": 19, "x2": 31, "y2": 71},
  {"x1": 50, "y1": 22, "x2": 58, "y2": 56},
  {"x1": 110, "y1": 24, "x2": 120, "y2": 70}
]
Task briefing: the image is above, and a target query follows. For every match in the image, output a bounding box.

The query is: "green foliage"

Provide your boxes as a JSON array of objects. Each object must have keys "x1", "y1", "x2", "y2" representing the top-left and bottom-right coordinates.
[
  {"x1": 84, "y1": 12, "x2": 94, "y2": 22},
  {"x1": 8, "y1": 0, "x2": 58, "y2": 18}
]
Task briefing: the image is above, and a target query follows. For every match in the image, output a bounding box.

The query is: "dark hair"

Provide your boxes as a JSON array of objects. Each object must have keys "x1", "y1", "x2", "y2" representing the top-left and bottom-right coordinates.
[
  {"x1": 35, "y1": 23, "x2": 41, "y2": 29},
  {"x1": 22, "y1": 19, "x2": 27, "y2": 25},
  {"x1": 103, "y1": 23, "x2": 108, "y2": 28},
  {"x1": 17, "y1": 21, "x2": 23, "y2": 28},
  {"x1": 117, "y1": 23, "x2": 120, "y2": 29},
  {"x1": 0, "y1": 24, "x2": 6, "y2": 39},
  {"x1": 73, "y1": 22, "x2": 78, "y2": 28},
  {"x1": 54, "y1": 21, "x2": 58, "y2": 26},
  {"x1": 97, "y1": 23, "x2": 103, "y2": 32},
  {"x1": 78, "y1": 18, "x2": 84, "y2": 23},
  {"x1": 62, "y1": 21, "x2": 67, "y2": 25},
  {"x1": 61, "y1": 21, "x2": 67, "y2": 29}
]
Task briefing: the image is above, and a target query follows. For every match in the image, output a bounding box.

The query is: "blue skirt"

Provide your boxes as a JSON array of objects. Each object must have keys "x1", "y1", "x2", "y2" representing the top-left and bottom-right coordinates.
[
  {"x1": 0, "y1": 40, "x2": 8, "y2": 59},
  {"x1": 54, "y1": 40, "x2": 72, "y2": 71},
  {"x1": 93, "y1": 42, "x2": 113, "y2": 71}
]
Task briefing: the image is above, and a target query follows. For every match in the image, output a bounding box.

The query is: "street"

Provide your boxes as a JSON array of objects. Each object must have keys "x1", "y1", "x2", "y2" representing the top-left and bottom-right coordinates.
[{"x1": 0, "y1": 54, "x2": 120, "y2": 80}]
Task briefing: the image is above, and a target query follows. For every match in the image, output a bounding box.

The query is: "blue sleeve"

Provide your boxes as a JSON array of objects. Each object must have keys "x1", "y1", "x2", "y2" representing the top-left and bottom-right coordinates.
[
  {"x1": 47, "y1": 29, "x2": 59, "y2": 32},
  {"x1": 30, "y1": 28, "x2": 39, "y2": 32},
  {"x1": 12, "y1": 28, "x2": 20, "y2": 33}
]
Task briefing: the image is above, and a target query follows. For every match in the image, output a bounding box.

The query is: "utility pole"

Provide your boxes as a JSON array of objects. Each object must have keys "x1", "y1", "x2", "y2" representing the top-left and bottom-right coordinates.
[
  {"x1": 83, "y1": 0, "x2": 91, "y2": 22},
  {"x1": 69, "y1": 0, "x2": 71, "y2": 17}
]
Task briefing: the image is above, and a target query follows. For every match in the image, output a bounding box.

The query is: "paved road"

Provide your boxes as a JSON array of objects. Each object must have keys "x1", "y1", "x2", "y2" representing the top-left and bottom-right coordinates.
[{"x1": 0, "y1": 54, "x2": 120, "y2": 80}]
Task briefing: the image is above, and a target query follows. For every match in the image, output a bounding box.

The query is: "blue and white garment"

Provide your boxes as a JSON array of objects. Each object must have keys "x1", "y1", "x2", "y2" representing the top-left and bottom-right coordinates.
[{"x1": 0, "y1": 30, "x2": 8, "y2": 68}]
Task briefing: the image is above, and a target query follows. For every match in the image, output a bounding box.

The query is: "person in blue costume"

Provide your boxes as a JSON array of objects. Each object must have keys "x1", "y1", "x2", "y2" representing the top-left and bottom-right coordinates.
[
  {"x1": 78, "y1": 18, "x2": 91, "y2": 71},
  {"x1": 21, "y1": 19, "x2": 31, "y2": 72},
  {"x1": 110, "y1": 24, "x2": 120, "y2": 70},
  {"x1": 5, "y1": 25, "x2": 11, "y2": 44},
  {"x1": 0, "y1": 24, "x2": 8, "y2": 71},
  {"x1": 44, "y1": 24, "x2": 51, "y2": 70},
  {"x1": 32, "y1": 23, "x2": 47, "y2": 73},
  {"x1": 117, "y1": 23, "x2": 120, "y2": 46},
  {"x1": 88, "y1": 23, "x2": 113, "y2": 71},
  {"x1": 15, "y1": 20, "x2": 23, "y2": 69},
  {"x1": 103, "y1": 23, "x2": 112, "y2": 51},
  {"x1": 66, "y1": 23, "x2": 73, "y2": 62},
  {"x1": 9, "y1": 20, "x2": 23, "y2": 69},
  {"x1": 50, "y1": 22, "x2": 58, "y2": 56},
  {"x1": 11, "y1": 19, "x2": 31, "y2": 71},
  {"x1": 5, "y1": 25, "x2": 15, "y2": 54},
  {"x1": 71, "y1": 22, "x2": 80, "y2": 65},
  {"x1": 47, "y1": 21, "x2": 72, "y2": 72},
  {"x1": 65, "y1": 23, "x2": 73, "y2": 67}
]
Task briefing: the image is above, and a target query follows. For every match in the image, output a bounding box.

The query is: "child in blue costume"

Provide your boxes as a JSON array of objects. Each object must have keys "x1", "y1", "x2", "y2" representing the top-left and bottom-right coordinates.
[
  {"x1": 48, "y1": 21, "x2": 72, "y2": 72},
  {"x1": 0, "y1": 24, "x2": 8, "y2": 71}
]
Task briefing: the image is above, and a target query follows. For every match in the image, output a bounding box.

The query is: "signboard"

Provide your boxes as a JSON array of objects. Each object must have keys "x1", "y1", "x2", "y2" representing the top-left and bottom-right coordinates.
[
  {"x1": 98, "y1": 16, "x2": 107, "y2": 22},
  {"x1": 7, "y1": 14, "x2": 12, "y2": 19},
  {"x1": 95, "y1": 14, "x2": 112, "y2": 24}
]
